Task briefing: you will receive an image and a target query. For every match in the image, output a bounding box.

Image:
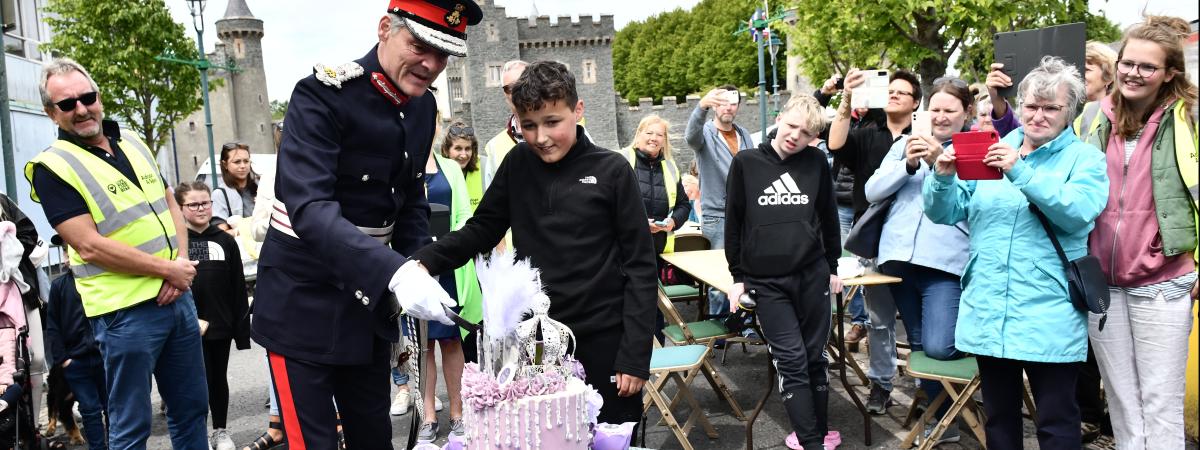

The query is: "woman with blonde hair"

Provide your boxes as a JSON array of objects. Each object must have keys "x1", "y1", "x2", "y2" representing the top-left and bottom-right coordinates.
[
  {"x1": 1078, "y1": 15, "x2": 1198, "y2": 450},
  {"x1": 622, "y1": 115, "x2": 691, "y2": 255}
]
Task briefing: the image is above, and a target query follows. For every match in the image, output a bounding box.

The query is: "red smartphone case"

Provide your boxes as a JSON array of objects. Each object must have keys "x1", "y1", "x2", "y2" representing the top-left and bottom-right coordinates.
[{"x1": 952, "y1": 131, "x2": 1003, "y2": 180}]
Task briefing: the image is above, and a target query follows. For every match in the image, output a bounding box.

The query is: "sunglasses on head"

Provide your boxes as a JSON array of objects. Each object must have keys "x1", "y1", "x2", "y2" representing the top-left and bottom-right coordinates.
[
  {"x1": 502, "y1": 84, "x2": 514, "y2": 95},
  {"x1": 933, "y1": 77, "x2": 968, "y2": 89},
  {"x1": 449, "y1": 126, "x2": 474, "y2": 136},
  {"x1": 52, "y1": 91, "x2": 98, "y2": 112},
  {"x1": 221, "y1": 142, "x2": 249, "y2": 152}
]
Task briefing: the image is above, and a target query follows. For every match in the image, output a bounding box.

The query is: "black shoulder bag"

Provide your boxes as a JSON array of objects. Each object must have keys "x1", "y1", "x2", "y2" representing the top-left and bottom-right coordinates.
[
  {"x1": 843, "y1": 196, "x2": 895, "y2": 259},
  {"x1": 1029, "y1": 204, "x2": 1110, "y2": 331}
]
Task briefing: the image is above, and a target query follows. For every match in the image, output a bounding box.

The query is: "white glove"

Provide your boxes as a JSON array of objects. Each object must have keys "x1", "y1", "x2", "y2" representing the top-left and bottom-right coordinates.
[{"x1": 390, "y1": 260, "x2": 456, "y2": 326}]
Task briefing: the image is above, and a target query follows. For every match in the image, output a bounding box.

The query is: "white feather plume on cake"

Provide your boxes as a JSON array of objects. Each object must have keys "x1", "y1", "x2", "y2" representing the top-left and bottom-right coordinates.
[{"x1": 474, "y1": 249, "x2": 541, "y2": 344}]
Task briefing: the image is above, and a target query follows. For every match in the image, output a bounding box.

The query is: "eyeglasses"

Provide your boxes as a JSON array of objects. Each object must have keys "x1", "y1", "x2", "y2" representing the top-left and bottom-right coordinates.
[
  {"x1": 1116, "y1": 60, "x2": 1161, "y2": 77},
  {"x1": 449, "y1": 125, "x2": 474, "y2": 136},
  {"x1": 52, "y1": 91, "x2": 98, "y2": 112},
  {"x1": 1021, "y1": 103, "x2": 1066, "y2": 116},
  {"x1": 221, "y1": 142, "x2": 248, "y2": 151},
  {"x1": 888, "y1": 89, "x2": 915, "y2": 98},
  {"x1": 183, "y1": 201, "x2": 212, "y2": 211},
  {"x1": 502, "y1": 84, "x2": 514, "y2": 95}
]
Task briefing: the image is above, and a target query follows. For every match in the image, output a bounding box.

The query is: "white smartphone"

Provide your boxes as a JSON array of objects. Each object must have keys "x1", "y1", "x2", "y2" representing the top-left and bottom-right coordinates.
[
  {"x1": 852, "y1": 70, "x2": 890, "y2": 109},
  {"x1": 911, "y1": 111, "x2": 932, "y2": 137},
  {"x1": 720, "y1": 90, "x2": 740, "y2": 105}
]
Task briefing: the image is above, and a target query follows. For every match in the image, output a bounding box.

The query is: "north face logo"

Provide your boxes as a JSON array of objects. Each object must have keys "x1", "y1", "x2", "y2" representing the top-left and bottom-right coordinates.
[{"x1": 757, "y1": 173, "x2": 809, "y2": 206}]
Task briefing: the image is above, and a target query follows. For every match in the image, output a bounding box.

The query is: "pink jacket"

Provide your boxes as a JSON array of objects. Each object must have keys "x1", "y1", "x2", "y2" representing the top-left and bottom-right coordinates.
[
  {"x1": 1088, "y1": 98, "x2": 1195, "y2": 287},
  {"x1": 0, "y1": 327, "x2": 15, "y2": 386}
]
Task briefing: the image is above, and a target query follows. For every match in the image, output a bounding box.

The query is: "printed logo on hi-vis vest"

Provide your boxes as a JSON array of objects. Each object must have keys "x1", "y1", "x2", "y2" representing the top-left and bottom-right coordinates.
[{"x1": 758, "y1": 173, "x2": 809, "y2": 206}]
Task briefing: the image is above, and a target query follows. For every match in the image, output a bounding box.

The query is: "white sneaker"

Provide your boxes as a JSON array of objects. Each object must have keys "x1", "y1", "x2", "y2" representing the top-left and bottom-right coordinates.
[
  {"x1": 211, "y1": 429, "x2": 235, "y2": 450},
  {"x1": 435, "y1": 396, "x2": 443, "y2": 412},
  {"x1": 390, "y1": 389, "x2": 411, "y2": 416}
]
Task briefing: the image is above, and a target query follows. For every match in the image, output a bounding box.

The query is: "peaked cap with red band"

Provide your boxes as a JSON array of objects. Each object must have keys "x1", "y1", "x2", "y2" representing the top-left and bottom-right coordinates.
[{"x1": 388, "y1": 0, "x2": 482, "y2": 58}]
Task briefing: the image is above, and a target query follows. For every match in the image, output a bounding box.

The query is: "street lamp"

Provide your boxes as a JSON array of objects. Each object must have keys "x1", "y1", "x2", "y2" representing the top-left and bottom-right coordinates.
[
  {"x1": 768, "y1": 35, "x2": 782, "y2": 115},
  {"x1": 186, "y1": 0, "x2": 219, "y2": 188}
]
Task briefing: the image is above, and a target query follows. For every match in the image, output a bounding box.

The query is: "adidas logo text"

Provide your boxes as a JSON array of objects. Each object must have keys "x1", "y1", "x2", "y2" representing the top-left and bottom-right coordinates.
[{"x1": 757, "y1": 173, "x2": 809, "y2": 206}]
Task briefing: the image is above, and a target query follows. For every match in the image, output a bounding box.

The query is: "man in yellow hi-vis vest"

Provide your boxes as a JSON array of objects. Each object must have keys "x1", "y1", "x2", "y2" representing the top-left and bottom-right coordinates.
[{"x1": 25, "y1": 58, "x2": 207, "y2": 449}]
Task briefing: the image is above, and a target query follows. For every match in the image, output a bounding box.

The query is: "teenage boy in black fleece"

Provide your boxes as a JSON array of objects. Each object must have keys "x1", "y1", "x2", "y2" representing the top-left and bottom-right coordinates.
[
  {"x1": 725, "y1": 95, "x2": 843, "y2": 450},
  {"x1": 402, "y1": 61, "x2": 657, "y2": 426}
]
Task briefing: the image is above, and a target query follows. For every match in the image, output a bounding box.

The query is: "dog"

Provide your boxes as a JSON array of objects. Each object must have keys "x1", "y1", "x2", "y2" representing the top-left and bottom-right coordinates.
[{"x1": 45, "y1": 364, "x2": 85, "y2": 445}]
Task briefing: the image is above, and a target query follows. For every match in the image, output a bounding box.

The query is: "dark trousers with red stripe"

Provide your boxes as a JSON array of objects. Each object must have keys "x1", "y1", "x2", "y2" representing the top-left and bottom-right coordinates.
[{"x1": 268, "y1": 340, "x2": 392, "y2": 450}]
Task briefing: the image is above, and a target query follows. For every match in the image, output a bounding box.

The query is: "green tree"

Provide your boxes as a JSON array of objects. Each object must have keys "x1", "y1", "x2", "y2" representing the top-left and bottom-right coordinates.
[
  {"x1": 270, "y1": 100, "x2": 289, "y2": 121},
  {"x1": 782, "y1": 0, "x2": 1121, "y2": 102},
  {"x1": 614, "y1": 0, "x2": 764, "y2": 103},
  {"x1": 41, "y1": 0, "x2": 205, "y2": 155}
]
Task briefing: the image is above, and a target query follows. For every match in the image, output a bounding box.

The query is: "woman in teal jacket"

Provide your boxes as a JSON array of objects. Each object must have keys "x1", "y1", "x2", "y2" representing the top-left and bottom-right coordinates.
[{"x1": 923, "y1": 57, "x2": 1109, "y2": 450}]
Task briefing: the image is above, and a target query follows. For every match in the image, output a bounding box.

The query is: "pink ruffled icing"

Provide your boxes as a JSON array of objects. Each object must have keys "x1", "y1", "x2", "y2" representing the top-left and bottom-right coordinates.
[{"x1": 462, "y1": 363, "x2": 572, "y2": 411}]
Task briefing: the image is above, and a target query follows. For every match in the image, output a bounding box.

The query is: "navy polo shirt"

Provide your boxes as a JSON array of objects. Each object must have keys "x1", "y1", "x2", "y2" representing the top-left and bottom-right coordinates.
[{"x1": 31, "y1": 120, "x2": 160, "y2": 227}]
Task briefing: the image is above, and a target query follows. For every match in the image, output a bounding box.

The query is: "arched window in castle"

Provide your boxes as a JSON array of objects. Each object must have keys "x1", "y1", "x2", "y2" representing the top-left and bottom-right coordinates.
[
  {"x1": 258, "y1": 94, "x2": 264, "y2": 104},
  {"x1": 188, "y1": 121, "x2": 197, "y2": 133},
  {"x1": 486, "y1": 63, "x2": 502, "y2": 87},
  {"x1": 486, "y1": 23, "x2": 498, "y2": 42},
  {"x1": 234, "y1": 38, "x2": 245, "y2": 58},
  {"x1": 259, "y1": 123, "x2": 266, "y2": 134},
  {"x1": 582, "y1": 59, "x2": 597, "y2": 84}
]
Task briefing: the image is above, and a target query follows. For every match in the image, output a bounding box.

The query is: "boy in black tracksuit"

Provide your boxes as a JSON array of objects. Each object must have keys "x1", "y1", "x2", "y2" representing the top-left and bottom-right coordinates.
[
  {"x1": 409, "y1": 61, "x2": 657, "y2": 426},
  {"x1": 725, "y1": 95, "x2": 842, "y2": 449}
]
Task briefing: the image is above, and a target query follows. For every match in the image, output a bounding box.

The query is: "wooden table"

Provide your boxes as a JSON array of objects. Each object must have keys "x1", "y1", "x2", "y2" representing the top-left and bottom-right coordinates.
[{"x1": 659, "y1": 250, "x2": 901, "y2": 447}]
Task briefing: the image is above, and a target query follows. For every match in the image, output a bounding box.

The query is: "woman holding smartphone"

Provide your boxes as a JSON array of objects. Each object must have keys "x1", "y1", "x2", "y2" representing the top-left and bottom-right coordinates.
[{"x1": 863, "y1": 77, "x2": 973, "y2": 445}]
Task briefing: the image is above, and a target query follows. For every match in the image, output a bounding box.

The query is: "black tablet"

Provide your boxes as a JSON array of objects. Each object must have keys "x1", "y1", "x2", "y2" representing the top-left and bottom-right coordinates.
[{"x1": 993, "y1": 22, "x2": 1086, "y2": 99}]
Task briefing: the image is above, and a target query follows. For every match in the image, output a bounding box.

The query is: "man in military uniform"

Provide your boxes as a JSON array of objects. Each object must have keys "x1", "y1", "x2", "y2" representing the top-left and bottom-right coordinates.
[{"x1": 250, "y1": 1, "x2": 481, "y2": 447}]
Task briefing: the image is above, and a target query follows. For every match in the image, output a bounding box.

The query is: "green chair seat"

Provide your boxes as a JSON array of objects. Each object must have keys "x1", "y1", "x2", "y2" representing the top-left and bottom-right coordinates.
[
  {"x1": 663, "y1": 319, "x2": 731, "y2": 344},
  {"x1": 662, "y1": 283, "x2": 700, "y2": 298},
  {"x1": 907, "y1": 351, "x2": 978, "y2": 381},
  {"x1": 651, "y1": 345, "x2": 708, "y2": 371}
]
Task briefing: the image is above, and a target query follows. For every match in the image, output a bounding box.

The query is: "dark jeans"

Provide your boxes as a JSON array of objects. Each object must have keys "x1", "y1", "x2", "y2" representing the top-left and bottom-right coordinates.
[
  {"x1": 63, "y1": 352, "x2": 108, "y2": 450},
  {"x1": 748, "y1": 265, "x2": 832, "y2": 449},
  {"x1": 879, "y1": 262, "x2": 964, "y2": 412},
  {"x1": 91, "y1": 293, "x2": 209, "y2": 450},
  {"x1": 977, "y1": 356, "x2": 1082, "y2": 450}
]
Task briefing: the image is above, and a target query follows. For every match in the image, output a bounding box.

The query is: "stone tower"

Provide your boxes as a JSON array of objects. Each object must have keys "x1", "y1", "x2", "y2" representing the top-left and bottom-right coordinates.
[
  {"x1": 214, "y1": 0, "x2": 273, "y2": 155},
  {"x1": 169, "y1": 0, "x2": 275, "y2": 182}
]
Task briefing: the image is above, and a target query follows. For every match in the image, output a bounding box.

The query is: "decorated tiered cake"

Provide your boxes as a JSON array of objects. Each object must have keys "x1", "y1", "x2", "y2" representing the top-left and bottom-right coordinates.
[{"x1": 458, "y1": 252, "x2": 603, "y2": 449}]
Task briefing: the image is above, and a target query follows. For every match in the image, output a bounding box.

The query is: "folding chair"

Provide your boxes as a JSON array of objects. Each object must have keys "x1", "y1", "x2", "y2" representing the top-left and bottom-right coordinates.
[
  {"x1": 659, "y1": 234, "x2": 710, "y2": 306},
  {"x1": 657, "y1": 288, "x2": 747, "y2": 421},
  {"x1": 900, "y1": 351, "x2": 986, "y2": 449},
  {"x1": 643, "y1": 341, "x2": 718, "y2": 450}
]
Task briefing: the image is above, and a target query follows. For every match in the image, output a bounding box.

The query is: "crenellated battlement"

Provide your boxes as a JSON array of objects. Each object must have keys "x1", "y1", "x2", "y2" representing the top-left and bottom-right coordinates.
[{"x1": 618, "y1": 92, "x2": 782, "y2": 111}]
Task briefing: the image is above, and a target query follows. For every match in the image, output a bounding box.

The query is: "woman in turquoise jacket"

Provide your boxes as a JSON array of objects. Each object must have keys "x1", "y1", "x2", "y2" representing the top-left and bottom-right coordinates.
[{"x1": 923, "y1": 57, "x2": 1109, "y2": 450}]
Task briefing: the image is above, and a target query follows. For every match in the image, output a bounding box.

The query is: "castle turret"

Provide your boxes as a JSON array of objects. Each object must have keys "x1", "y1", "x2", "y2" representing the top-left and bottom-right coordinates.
[{"x1": 214, "y1": 0, "x2": 274, "y2": 155}]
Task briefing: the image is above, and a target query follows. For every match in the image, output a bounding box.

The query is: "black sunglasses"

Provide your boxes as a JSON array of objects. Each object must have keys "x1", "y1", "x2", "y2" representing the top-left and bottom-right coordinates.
[
  {"x1": 53, "y1": 91, "x2": 98, "y2": 112},
  {"x1": 449, "y1": 126, "x2": 474, "y2": 136},
  {"x1": 502, "y1": 84, "x2": 514, "y2": 95}
]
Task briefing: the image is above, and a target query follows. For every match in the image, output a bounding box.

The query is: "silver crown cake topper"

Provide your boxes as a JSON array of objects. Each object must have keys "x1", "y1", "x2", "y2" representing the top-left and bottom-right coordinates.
[
  {"x1": 474, "y1": 249, "x2": 577, "y2": 382},
  {"x1": 515, "y1": 292, "x2": 577, "y2": 378}
]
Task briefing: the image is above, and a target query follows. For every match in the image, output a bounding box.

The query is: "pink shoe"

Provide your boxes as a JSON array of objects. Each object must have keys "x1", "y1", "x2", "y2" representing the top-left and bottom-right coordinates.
[
  {"x1": 785, "y1": 432, "x2": 802, "y2": 449},
  {"x1": 824, "y1": 430, "x2": 842, "y2": 449}
]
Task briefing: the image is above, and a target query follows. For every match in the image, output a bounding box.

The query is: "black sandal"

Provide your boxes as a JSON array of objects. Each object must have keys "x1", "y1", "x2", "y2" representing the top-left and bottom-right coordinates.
[{"x1": 244, "y1": 421, "x2": 286, "y2": 450}]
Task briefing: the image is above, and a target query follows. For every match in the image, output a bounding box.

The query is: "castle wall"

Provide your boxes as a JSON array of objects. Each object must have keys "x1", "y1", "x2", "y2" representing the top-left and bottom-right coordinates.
[{"x1": 614, "y1": 92, "x2": 792, "y2": 173}]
